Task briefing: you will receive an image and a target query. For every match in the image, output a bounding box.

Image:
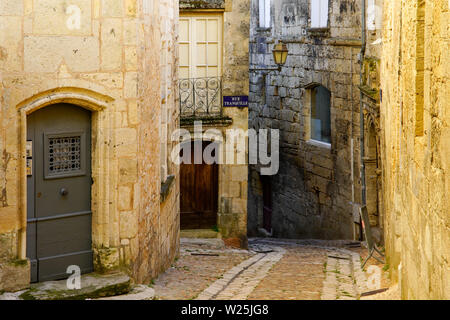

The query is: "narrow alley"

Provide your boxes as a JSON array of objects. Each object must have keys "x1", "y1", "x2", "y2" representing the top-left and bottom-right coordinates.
[{"x1": 0, "y1": 0, "x2": 448, "y2": 306}]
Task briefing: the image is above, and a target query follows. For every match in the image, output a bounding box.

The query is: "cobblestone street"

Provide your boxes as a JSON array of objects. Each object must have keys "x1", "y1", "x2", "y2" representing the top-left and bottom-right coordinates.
[{"x1": 152, "y1": 238, "x2": 399, "y2": 300}]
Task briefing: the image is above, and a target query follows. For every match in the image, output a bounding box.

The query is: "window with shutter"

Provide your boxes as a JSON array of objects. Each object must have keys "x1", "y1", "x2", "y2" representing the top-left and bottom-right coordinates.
[{"x1": 179, "y1": 14, "x2": 223, "y2": 79}]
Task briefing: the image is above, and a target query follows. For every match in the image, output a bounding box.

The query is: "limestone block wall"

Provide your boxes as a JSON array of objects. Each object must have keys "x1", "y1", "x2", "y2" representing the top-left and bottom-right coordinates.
[
  {"x1": 158, "y1": 0, "x2": 180, "y2": 280},
  {"x1": 132, "y1": 0, "x2": 180, "y2": 282},
  {"x1": 0, "y1": 0, "x2": 179, "y2": 290},
  {"x1": 218, "y1": 0, "x2": 249, "y2": 247},
  {"x1": 248, "y1": 0, "x2": 362, "y2": 239},
  {"x1": 359, "y1": 0, "x2": 384, "y2": 243},
  {"x1": 381, "y1": 0, "x2": 449, "y2": 299},
  {"x1": 179, "y1": 0, "x2": 249, "y2": 247}
]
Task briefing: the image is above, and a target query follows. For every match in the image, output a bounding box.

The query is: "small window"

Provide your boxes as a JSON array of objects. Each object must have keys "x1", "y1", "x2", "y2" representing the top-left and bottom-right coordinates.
[
  {"x1": 259, "y1": 0, "x2": 271, "y2": 28},
  {"x1": 310, "y1": 0, "x2": 329, "y2": 28},
  {"x1": 311, "y1": 85, "x2": 331, "y2": 144}
]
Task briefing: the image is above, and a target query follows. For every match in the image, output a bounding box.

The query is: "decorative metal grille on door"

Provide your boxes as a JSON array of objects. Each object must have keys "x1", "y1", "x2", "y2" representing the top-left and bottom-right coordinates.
[
  {"x1": 45, "y1": 133, "x2": 85, "y2": 178},
  {"x1": 48, "y1": 136, "x2": 81, "y2": 173}
]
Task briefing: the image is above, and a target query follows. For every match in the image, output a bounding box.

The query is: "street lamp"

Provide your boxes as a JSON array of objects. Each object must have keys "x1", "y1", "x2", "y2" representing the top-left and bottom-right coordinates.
[
  {"x1": 272, "y1": 41, "x2": 289, "y2": 70},
  {"x1": 250, "y1": 40, "x2": 289, "y2": 72}
]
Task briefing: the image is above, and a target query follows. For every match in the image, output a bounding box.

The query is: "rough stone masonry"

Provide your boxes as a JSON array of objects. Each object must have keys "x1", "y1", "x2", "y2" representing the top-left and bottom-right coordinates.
[
  {"x1": 0, "y1": 0, "x2": 180, "y2": 291},
  {"x1": 380, "y1": 0, "x2": 449, "y2": 300},
  {"x1": 248, "y1": 0, "x2": 363, "y2": 240}
]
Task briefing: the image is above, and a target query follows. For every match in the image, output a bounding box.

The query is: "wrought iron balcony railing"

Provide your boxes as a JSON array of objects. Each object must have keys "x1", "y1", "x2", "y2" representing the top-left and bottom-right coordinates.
[{"x1": 179, "y1": 77, "x2": 223, "y2": 118}]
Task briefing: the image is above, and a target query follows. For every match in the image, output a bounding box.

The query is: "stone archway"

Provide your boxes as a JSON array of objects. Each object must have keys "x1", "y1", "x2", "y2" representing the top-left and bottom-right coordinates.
[
  {"x1": 16, "y1": 88, "x2": 114, "y2": 271},
  {"x1": 26, "y1": 103, "x2": 93, "y2": 282}
]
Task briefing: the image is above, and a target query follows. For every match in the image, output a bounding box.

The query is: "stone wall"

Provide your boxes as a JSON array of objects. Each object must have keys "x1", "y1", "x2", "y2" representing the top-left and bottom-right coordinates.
[
  {"x1": 248, "y1": 0, "x2": 362, "y2": 239},
  {"x1": 219, "y1": 0, "x2": 249, "y2": 247},
  {"x1": 179, "y1": 0, "x2": 249, "y2": 247},
  {"x1": 0, "y1": 0, "x2": 179, "y2": 291},
  {"x1": 180, "y1": 0, "x2": 224, "y2": 10},
  {"x1": 360, "y1": 0, "x2": 384, "y2": 244},
  {"x1": 380, "y1": 0, "x2": 449, "y2": 299},
  {"x1": 158, "y1": 0, "x2": 181, "y2": 281}
]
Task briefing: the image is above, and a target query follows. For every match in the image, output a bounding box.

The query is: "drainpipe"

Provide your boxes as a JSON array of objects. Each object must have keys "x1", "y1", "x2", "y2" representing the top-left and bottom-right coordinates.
[{"x1": 359, "y1": 0, "x2": 367, "y2": 240}]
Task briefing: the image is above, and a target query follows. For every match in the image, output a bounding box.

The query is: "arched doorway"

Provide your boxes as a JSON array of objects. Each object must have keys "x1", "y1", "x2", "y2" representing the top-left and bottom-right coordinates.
[
  {"x1": 180, "y1": 140, "x2": 219, "y2": 230},
  {"x1": 26, "y1": 103, "x2": 93, "y2": 282}
]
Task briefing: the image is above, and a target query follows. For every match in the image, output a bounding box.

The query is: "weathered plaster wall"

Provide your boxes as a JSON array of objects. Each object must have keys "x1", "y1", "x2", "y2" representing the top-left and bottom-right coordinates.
[
  {"x1": 0, "y1": 0, "x2": 179, "y2": 291},
  {"x1": 381, "y1": 0, "x2": 449, "y2": 299},
  {"x1": 248, "y1": 0, "x2": 362, "y2": 239}
]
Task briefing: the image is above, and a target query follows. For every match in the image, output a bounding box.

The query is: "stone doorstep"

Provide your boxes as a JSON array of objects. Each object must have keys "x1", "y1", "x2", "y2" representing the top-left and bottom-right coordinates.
[
  {"x1": 180, "y1": 237, "x2": 225, "y2": 250},
  {"x1": 180, "y1": 229, "x2": 221, "y2": 239},
  {"x1": 19, "y1": 272, "x2": 132, "y2": 300}
]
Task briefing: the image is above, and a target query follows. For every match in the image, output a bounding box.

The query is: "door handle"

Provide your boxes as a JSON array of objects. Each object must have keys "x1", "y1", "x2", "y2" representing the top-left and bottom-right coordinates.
[{"x1": 60, "y1": 188, "x2": 69, "y2": 196}]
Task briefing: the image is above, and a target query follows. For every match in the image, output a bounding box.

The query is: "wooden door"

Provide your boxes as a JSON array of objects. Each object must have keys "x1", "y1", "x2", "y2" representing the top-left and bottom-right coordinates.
[
  {"x1": 180, "y1": 141, "x2": 218, "y2": 229},
  {"x1": 27, "y1": 104, "x2": 93, "y2": 282},
  {"x1": 179, "y1": 14, "x2": 223, "y2": 79}
]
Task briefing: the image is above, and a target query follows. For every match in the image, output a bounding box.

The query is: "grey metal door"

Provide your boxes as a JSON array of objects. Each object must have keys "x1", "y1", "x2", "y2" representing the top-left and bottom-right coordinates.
[{"x1": 27, "y1": 104, "x2": 93, "y2": 282}]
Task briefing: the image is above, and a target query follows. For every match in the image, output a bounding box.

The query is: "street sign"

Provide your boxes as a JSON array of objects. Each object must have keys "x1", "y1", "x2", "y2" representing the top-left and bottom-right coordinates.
[{"x1": 223, "y1": 96, "x2": 249, "y2": 108}]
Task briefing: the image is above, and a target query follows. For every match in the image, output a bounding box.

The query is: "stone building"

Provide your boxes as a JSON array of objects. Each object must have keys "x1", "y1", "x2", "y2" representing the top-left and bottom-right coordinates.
[
  {"x1": 380, "y1": 0, "x2": 449, "y2": 299},
  {"x1": 359, "y1": 0, "x2": 384, "y2": 244},
  {"x1": 248, "y1": 0, "x2": 363, "y2": 239},
  {"x1": 0, "y1": 0, "x2": 179, "y2": 292},
  {"x1": 178, "y1": 0, "x2": 249, "y2": 247}
]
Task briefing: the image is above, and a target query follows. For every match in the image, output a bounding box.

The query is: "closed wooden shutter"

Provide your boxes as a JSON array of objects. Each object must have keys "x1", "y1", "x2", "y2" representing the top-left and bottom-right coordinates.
[{"x1": 179, "y1": 14, "x2": 223, "y2": 79}]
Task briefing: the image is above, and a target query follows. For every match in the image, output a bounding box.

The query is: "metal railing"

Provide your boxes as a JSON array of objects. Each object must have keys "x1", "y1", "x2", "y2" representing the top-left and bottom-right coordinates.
[{"x1": 179, "y1": 77, "x2": 222, "y2": 118}]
